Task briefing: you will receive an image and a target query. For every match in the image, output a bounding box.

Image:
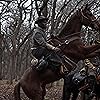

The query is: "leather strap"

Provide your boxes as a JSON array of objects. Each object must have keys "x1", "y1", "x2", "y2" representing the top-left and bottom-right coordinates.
[{"x1": 65, "y1": 36, "x2": 80, "y2": 44}]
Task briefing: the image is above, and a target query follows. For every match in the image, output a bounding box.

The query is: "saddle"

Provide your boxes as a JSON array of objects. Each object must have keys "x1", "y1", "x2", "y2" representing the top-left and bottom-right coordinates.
[
  {"x1": 45, "y1": 53, "x2": 62, "y2": 72},
  {"x1": 31, "y1": 47, "x2": 66, "y2": 74}
]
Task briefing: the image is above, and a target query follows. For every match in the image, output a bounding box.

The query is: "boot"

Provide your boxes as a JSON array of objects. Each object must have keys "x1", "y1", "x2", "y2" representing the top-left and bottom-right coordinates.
[{"x1": 36, "y1": 59, "x2": 48, "y2": 72}]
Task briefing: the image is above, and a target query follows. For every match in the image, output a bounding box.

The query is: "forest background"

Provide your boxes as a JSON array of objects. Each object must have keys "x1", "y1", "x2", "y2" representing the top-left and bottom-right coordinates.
[{"x1": 0, "y1": 0, "x2": 100, "y2": 84}]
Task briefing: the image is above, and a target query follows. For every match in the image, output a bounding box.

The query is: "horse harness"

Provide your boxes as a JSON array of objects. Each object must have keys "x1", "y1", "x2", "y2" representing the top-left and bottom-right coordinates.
[
  {"x1": 52, "y1": 33, "x2": 82, "y2": 74},
  {"x1": 58, "y1": 32, "x2": 81, "y2": 46}
]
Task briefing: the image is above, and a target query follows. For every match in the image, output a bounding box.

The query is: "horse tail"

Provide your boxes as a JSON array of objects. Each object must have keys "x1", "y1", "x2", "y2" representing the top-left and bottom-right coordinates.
[{"x1": 14, "y1": 82, "x2": 21, "y2": 100}]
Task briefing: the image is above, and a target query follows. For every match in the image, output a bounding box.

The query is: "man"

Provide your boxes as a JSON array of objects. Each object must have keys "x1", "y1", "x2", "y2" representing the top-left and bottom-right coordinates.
[
  {"x1": 31, "y1": 15, "x2": 61, "y2": 72},
  {"x1": 62, "y1": 67, "x2": 87, "y2": 100}
]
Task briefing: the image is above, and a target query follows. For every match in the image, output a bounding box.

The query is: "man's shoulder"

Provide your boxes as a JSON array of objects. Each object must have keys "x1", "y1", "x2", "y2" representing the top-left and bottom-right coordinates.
[{"x1": 34, "y1": 28, "x2": 41, "y2": 33}]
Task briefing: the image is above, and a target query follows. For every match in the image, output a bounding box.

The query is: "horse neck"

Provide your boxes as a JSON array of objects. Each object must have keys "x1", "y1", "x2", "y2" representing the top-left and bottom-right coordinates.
[
  {"x1": 59, "y1": 44, "x2": 80, "y2": 64},
  {"x1": 58, "y1": 14, "x2": 82, "y2": 38}
]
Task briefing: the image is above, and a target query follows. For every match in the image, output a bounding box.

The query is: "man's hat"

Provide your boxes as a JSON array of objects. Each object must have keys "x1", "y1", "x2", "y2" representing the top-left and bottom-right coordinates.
[{"x1": 35, "y1": 16, "x2": 48, "y2": 24}]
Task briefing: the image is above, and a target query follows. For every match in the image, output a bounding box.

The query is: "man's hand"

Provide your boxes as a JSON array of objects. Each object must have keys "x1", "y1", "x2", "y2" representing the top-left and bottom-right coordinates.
[{"x1": 54, "y1": 47, "x2": 61, "y2": 52}]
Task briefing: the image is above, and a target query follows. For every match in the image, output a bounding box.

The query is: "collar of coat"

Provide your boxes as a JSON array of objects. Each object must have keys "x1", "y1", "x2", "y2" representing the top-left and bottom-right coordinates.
[{"x1": 35, "y1": 26, "x2": 45, "y2": 33}]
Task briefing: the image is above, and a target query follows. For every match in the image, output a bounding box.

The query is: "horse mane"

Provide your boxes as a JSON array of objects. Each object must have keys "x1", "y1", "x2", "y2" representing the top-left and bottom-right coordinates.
[{"x1": 58, "y1": 10, "x2": 79, "y2": 38}]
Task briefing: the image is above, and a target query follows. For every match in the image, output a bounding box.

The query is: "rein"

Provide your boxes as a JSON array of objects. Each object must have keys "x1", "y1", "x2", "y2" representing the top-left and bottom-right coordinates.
[
  {"x1": 51, "y1": 32, "x2": 81, "y2": 47},
  {"x1": 80, "y1": 9, "x2": 97, "y2": 22}
]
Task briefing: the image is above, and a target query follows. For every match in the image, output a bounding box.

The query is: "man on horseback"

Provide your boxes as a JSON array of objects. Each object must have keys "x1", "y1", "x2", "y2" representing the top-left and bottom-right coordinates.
[{"x1": 31, "y1": 15, "x2": 63, "y2": 73}]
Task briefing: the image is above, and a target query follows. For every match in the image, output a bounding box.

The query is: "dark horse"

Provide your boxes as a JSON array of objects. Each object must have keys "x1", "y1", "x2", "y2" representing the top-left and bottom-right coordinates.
[
  {"x1": 62, "y1": 63, "x2": 99, "y2": 100},
  {"x1": 62, "y1": 66, "x2": 87, "y2": 100},
  {"x1": 14, "y1": 4, "x2": 100, "y2": 100},
  {"x1": 81, "y1": 66, "x2": 100, "y2": 100},
  {"x1": 62, "y1": 64, "x2": 100, "y2": 100}
]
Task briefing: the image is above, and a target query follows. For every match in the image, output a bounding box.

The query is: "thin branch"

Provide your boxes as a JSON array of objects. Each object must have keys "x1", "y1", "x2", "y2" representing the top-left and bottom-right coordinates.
[
  {"x1": 16, "y1": 27, "x2": 35, "y2": 55},
  {"x1": 34, "y1": 0, "x2": 40, "y2": 16},
  {"x1": 39, "y1": 0, "x2": 49, "y2": 16}
]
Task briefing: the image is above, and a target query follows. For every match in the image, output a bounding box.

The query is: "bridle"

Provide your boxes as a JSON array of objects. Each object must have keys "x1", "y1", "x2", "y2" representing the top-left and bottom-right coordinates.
[{"x1": 80, "y1": 9, "x2": 97, "y2": 23}]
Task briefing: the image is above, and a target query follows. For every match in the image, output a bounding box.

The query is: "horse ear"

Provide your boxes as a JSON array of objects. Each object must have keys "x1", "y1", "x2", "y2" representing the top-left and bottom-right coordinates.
[
  {"x1": 85, "y1": 4, "x2": 91, "y2": 10},
  {"x1": 85, "y1": 1, "x2": 95, "y2": 10}
]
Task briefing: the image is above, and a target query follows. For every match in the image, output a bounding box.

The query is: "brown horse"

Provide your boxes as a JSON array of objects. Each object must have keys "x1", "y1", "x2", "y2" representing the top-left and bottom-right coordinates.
[{"x1": 14, "y1": 4, "x2": 100, "y2": 100}]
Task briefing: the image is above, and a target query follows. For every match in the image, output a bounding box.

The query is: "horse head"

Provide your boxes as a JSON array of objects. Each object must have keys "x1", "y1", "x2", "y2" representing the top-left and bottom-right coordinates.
[
  {"x1": 78, "y1": 4, "x2": 100, "y2": 32},
  {"x1": 58, "y1": 4, "x2": 100, "y2": 38}
]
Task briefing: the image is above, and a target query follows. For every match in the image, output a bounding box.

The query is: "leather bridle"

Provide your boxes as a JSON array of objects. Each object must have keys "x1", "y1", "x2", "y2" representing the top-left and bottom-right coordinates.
[{"x1": 80, "y1": 9, "x2": 97, "y2": 23}]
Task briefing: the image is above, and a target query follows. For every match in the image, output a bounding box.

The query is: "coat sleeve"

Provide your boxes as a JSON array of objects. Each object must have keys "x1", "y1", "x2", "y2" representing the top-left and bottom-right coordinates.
[
  {"x1": 34, "y1": 32, "x2": 47, "y2": 47},
  {"x1": 34, "y1": 32, "x2": 56, "y2": 50}
]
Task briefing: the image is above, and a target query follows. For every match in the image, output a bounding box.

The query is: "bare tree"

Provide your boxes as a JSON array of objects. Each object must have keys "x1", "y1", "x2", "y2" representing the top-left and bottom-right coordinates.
[{"x1": 0, "y1": 0, "x2": 99, "y2": 84}]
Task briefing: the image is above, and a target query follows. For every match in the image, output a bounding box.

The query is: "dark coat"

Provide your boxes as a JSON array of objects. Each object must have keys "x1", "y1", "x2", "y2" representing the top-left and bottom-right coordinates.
[
  {"x1": 32, "y1": 26, "x2": 48, "y2": 59},
  {"x1": 33, "y1": 26, "x2": 47, "y2": 47}
]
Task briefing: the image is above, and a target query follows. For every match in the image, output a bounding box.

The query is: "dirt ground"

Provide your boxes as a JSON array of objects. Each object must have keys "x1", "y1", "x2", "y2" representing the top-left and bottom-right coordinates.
[
  {"x1": 0, "y1": 80, "x2": 96, "y2": 100},
  {"x1": 0, "y1": 80, "x2": 63, "y2": 100}
]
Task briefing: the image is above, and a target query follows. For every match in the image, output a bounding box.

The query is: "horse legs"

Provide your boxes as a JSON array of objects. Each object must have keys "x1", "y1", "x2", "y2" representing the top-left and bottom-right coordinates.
[
  {"x1": 41, "y1": 84, "x2": 46, "y2": 100},
  {"x1": 21, "y1": 83, "x2": 43, "y2": 100},
  {"x1": 72, "y1": 91, "x2": 79, "y2": 100},
  {"x1": 34, "y1": 91, "x2": 42, "y2": 100},
  {"x1": 62, "y1": 84, "x2": 71, "y2": 100},
  {"x1": 62, "y1": 73, "x2": 74, "y2": 100},
  {"x1": 14, "y1": 82, "x2": 21, "y2": 100}
]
